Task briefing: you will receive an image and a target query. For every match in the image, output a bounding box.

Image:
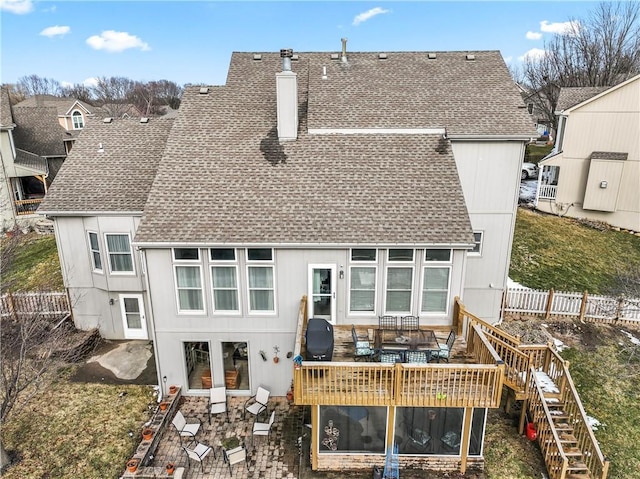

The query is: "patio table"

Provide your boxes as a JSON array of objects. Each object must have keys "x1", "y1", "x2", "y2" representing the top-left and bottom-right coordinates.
[{"x1": 375, "y1": 329, "x2": 439, "y2": 353}]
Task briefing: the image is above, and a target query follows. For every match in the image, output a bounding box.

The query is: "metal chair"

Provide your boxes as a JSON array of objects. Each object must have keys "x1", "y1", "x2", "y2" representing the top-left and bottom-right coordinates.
[
  {"x1": 252, "y1": 410, "x2": 275, "y2": 447},
  {"x1": 405, "y1": 350, "x2": 431, "y2": 364},
  {"x1": 400, "y1": 315, "x2": 420, "y2": 331},
  {"x1": 208, "y1": 386, "x2": 228, "y2": 424},
  {"x1": 435, "y1": 330, "x2": 456, "y2": 362},
  {"x1": 351, "y1": 325, "x2": 374, "y2": 361},
  {"x1": 224, "y1": 444, "x2": 247, "y2": 475},
  {"x1": 244, "y1": 386, "x2": 270, "y2": 420},
  {"x1": 378, "y1": 315, "x2": 398, "y2": 330},
  {"x1": 171, "y1": 410, "x2": 201, "y2": 444},
  {"x1": 378, "y1": 350, "x2": 404, "y2": 364},
  {"x1": 182, "y1": 442, "x2": 214, "y2": 473}
]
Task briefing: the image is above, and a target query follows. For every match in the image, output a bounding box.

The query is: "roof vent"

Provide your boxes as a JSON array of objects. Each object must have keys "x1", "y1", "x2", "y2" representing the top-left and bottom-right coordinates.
[
  {"x1": 103, "y1": 117, "x2": 113, "y2": 123},
  {"x1": 378, "y1": 53, "x2": 388, "y2": 60},
  {"x1": 140, "y1": 117, "x2": 149, "y2": 123},
  {"x1": 466, "y1": 54, "x2": 476, "y2": 61},
  {"x1": 97, "y1": 142, "x2": 104, "y2": 153},
  {"x1": 341, "y1": 38, "x2": 348, "y2": 63},
  {"x1": 253, "y1": 54, "x2": 262, "y2": 61},
  {"x1": 280, "y1": 48, "x2": 293, "y2": 71},
  {"x1": 330, "y1": 53, "x2": 339, "y2": 60},
  {"x1": 428, "y1": 53, "x2": 437, "y2": 60},
  {"x1": 199, "y1": 87, "x2": 209, "y2": 94},
  {"x1": 291, "y1": 54, "x2": 299, "y2": 61},
  {"x1": 322, "y1": 66, "x2": 328, "y2": 80}
]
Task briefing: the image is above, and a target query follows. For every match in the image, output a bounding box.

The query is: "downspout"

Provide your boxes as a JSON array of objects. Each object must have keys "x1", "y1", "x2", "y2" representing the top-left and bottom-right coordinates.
[{"x1": 140, "y1": 248, "x2": 164, "y2": 397}]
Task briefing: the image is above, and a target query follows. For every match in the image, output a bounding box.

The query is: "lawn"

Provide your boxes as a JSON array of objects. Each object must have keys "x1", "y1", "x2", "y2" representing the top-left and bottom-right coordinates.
[
  {"x1": 523, "y1": 143, "x2": 553, "y2": 164},
  {"x1": 509, "y1": 208, "x2": 640, "y2": 293}
]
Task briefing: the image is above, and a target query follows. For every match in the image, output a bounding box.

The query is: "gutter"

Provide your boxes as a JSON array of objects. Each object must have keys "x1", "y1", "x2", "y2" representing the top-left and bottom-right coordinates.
[
  {"x1": 133, "y1": 241, "x2": 476, "y2": 249},
  {"x1": 38, "y1": 210, "x2": 144, "y2": 216},
  {"x1": 447, "y1": 134, "x2": 535, "y2": 141}
]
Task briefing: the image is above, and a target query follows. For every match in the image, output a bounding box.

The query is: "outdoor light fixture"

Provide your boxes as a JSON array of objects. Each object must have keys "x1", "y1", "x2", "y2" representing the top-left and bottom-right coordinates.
[{"x1": 109, "y1": 298, "x2": 115, "y2": 305}]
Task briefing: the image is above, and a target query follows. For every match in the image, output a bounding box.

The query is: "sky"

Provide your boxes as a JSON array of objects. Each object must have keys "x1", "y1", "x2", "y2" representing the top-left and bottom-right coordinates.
[{"x1": 0, "y1": 0, "x2": 600, "y2": 88}]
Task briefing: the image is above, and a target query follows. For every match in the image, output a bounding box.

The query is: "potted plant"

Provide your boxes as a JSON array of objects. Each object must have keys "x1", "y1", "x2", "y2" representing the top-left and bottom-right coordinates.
[
  {"x1": 273, "y1": 345, "x2": 280, "y2": 363},
  {"x1": 165, "y1": 462, "x2": 175, "y2": 475},
  {"x1": 286, "y1": 381, "x2": 294, "y2": 402},
  {"x1": 142, "y1": 427, "x2": 153, "y2": 441},
  {"x1": 126, "y1": 459, "x2": 139, "y2": 473},
  {"x1": 159, "y1": 401, "x2": 169, "y2": 411},
  {"x1": 169, "y1": 385, "x2": 178, "y2": 394},
  {"x1": 221, "y1": 436, "x2": 240, "y2": 451}
]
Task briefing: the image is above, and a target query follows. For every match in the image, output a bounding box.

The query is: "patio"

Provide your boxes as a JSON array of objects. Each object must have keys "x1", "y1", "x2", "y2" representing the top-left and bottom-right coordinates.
[{"x1": 145, "y1": 396, "x2": 307, "y2": 478}]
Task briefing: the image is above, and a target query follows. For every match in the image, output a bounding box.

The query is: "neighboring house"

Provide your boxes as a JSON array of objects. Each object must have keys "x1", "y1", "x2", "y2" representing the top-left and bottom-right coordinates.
[
  {"x1": 93, "y1": 103, "x2": 143, "y2": 119},
  {"x1": 0, "y1": 87, "x2": 49, "y2": 230},
  {"x1": 39, "y1": 48, "x2": 535, "y2": 473},
  {"x1": 518, "y1": 82, "x2": 559, "y2": 140},
  {"x1": 536, "y1": 75, "x2": 639, "y2": 231}
]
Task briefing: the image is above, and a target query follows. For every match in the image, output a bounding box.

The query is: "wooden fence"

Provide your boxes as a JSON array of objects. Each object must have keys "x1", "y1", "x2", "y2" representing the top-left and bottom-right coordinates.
[
  {"x1": 0, "y1": 291, "x2": 70, "y2": 319},
  {"x1": 502, "y1": 287, "x2": 640, "y2": 323}
]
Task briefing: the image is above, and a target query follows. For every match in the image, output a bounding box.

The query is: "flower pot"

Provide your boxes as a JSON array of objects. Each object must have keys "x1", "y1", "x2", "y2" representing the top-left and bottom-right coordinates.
[
  {"x1": 142, "y1": 428, "x2": 153, "y2": 441},
  {"x1": 166, "y1": 462, "x2": 175, "y2": 475},
  {"x1": 169, "y1": 385, "x2": 178, "y2": 395},
  {"x1": 126, "y1": 459, "x2": 139, "y2": 473},
  {"x1": 286, "y1": 390, "x2": 294, "y2": 401},
  {"x1": 273, "y1": 356, "x2": 279, "y2": 363},
  {"x1": 159, "y1": 401, "x2": 169, "y2": 411}
]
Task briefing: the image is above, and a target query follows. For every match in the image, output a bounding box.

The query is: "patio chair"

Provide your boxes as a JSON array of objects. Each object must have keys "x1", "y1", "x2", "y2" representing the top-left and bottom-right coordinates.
[
  {"x1": 435, "y1": 330, "x2": 456, "y2": 363},
  {"x1": 182, "y1": 441, "x2": 215, "y2": 473},
  {"x1": 208, "y1": 385, "x2": 228, "y2": 424},
  {"x1": 244, "y1": 386, "x2": 270, "y2": 420},
  {"x1": 351, "y1": 325, "x2": 374, "y2": 361},
  {"x1": 378, "y1": 350, "x2": 404, "y2": 364},
  {"x1": 171, "y1": 410, "x2": 202, "y2": 444},
  {"x1": 224, "y1": 444, "x2": 247, "y2": 475},
  {"x1": 400, "y1": 315, "x2": 420, "y2": 331},
  {"x1": 378, "y1": 315, "x2": 398, "y2": 331},
  {"x1": 252, "y1": 410, "x2": 276, "y2": 447},
  {"x1": 405, "y1": 350, "x2": 431, "y2": 364}
]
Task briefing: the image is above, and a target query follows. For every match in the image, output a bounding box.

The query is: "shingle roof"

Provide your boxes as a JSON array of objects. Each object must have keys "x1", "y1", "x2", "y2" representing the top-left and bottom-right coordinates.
[
  {"x1": 15, "y1": 149, "x2": 48, "y2": 174},
  {"x1": 38, "y1": 117, "x2": 174, "y2": 214},
  {"x1": 588, "y1": 151, "x2": 628, "y2": 161},
  {"x1": 12, "y1": 106, "x2": 67, "y2": 157},
  {"x1": 14, "y1": 95, "x2": 93, "y2": 116},
  {"x1": 136, "y1": 50, "x2": 534, "y2": 246},
  {"x1": 556, "y1": 86, "x2": 610, "y2": 112},
  {"x1": 1, "y1": 87, "x2": 14, "y2": 128}
]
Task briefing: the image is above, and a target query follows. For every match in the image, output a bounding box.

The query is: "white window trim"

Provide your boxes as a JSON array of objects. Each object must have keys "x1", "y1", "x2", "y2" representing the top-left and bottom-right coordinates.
[
  {"x1": 420, "y1": 265, "x2": 452, "y2": 316},
  {"x1": 71, "y1": 110, "x2": 84, "y2": 130},
  {"x1": 173, "y1": 264, "x2": 206, "y2": 315},
  {"x1": 246, "y1": 264, "x2": 276, "y2": 314},
  {"x1": 468, "y1": 232, "x2": 484, "y2": 256},
  {"x1": 87, "y1": 231, "x2": 103, "y2": 273},
  {"x1": 209, "y1": 247, "x2": 237, "y2": 262},
  {"x1": 119, "y1": 293, "x2": 148, "y2": 339},
  {"x1": 350, "y1": 248, "x2": 378, "y2": 262},
  {"x1": 173, "y1": 247, "x2": 201, "y2": 262},
  {"x1": 383, "y1": 265, "x2": 414, "y2": 315},
  {"x1": 387, "y1": 248, "x2": 415, "y2": 262},
  {"x1": 348, "y1": 264, "x2": 378, "y2": 316},
  {"x1": 104, "y1": 233, "x2": 135, "y2": 275},
  {"x1": 210, "y1": 264, "x2": 241, "y2": 314}
]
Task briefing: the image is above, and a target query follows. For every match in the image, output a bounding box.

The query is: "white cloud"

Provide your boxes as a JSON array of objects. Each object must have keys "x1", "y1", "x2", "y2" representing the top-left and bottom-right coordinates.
[
  {"x1": 519, "y1": 48, "x2": 547, "y2": 62},
  {"x1": 60, "y1": 81, "x2": 74, "y2": 88},
  {"x1": 40, "y1": 25, "x2": 70, "y2": 38},
  {"x1": 86, "y1": 30, "x2": 150, "y2": 53},
  {"x1": 353, "y1": 7, "x2": 390, "y2": 26},
  {"x1": 540, "y1": 20, "x2": 580, "y2": 35},
  {"x1": 526, "y1": 31, "x2": 542, "y2": 40},
  {"x1": 0, "y1": 0, "x2": 33, "y2": 14},
  {"x1": 83, "y1": 77, "x2": 99, "y2": 88}
]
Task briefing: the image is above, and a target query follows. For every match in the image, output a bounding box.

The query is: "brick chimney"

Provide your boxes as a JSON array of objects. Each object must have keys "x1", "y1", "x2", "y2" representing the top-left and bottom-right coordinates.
[{"x1": 276, "y1": 48, "x2": 298, "y2": 141}]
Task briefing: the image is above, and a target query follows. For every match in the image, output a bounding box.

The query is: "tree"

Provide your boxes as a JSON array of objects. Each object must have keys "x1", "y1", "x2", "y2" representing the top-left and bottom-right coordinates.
[
  {"x1": 16, "y1": 74, "x2": 63, "y2": 97},
  {"x1": 60, "y1": 83, "x2": 94, "y2": 104},
  {"x1": 521, "y1": 1, "x2": 640, "y2": 130},
  {"x1": 90, "y1": 76, "x2": 137, "y2": 117}
]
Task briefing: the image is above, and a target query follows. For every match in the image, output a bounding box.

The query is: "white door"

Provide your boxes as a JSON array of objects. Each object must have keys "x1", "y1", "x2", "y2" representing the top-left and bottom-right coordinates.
[
  {"x1": 119, "y1": 294, "x2": 148, "y2": 339},
  {"x1": 308, "y1": 264, "x2": 337, "y2": 324}
]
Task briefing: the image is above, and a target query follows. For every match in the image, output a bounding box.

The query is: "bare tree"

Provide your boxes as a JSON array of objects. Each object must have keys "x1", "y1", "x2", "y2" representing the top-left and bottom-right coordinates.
[
  {"x1": 521, "y1": 1, "x2": 640, "y2": 130},
  {"x1": 91, "y1": 76, "x2": 137, "y2": 117},
  {"x1": 60, "y1": 83, "x2": 94, "y2": 105},
  {"x1": 129, "y1": 80, "x2": 183, "y2": 116},
  {"x1": 16, "y1": 74, "x2": 63, "y2": 97}
]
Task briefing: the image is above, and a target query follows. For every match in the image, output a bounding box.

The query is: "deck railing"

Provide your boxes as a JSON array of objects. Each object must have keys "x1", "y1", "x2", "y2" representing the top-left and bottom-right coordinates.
[
  {"x1": 0, "y1": 291, "x2": 70, "y2": 319},
  {"x1": 14, "y1": 198, "x2": 43, "y2": 216},
  {"x1": 538, "y1": 184, "x2": 557, "y2": 199}
]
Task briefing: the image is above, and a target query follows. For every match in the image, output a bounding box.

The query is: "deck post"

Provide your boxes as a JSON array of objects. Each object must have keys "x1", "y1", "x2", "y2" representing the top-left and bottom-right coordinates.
[
  {"x1": 459, "y1": 407, "x2": 473, "y2": 473},
  {"x1": 311, "y1": 405, "x2": 318, "y2": 470},
  {"x1": 545, "y1": 289, "x2": 554, "y2": 319},
  {"x1": 579, "y1": 291, "x2": 588, "y2": 321}
]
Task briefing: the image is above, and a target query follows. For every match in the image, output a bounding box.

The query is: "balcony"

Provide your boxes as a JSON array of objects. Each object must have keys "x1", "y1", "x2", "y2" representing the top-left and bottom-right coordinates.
[
  {"x1": 538, "y1": 184, "x2": 557, "y2": 199},
  {"x1": 14, "y1": 198, "x2": 43, "y2": 216}
]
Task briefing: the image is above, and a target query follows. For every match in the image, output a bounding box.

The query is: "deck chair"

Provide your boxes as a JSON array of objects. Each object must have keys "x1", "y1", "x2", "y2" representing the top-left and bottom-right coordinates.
[
  {"x1": 182, "y1": 442, "x2": 214, "y2": 473},
  {"x1": 378, "y1": 315, "x2": 398, "y2": 331},
  {"x1": 208, "y1": 386, "x2": 228, "y2": 424},
  {"x1": 435, "y1": 330, "x2": 456, "y2": 363},
  {"x1": 244, "y1": 386, "x2": 270, "y2": 420},
  {"x1": 378, "y1": 350, "x2": 404, "y2": 364},
  {"x1": 400, "y1": 315, "x2": 420, "y2": 331},
  {"x1": 224, "y1": 444, "x2": 247, "y2": 475},
  {"x1": 171, "y1": 410, "x2": 201, "y2": 444},
  {"x1": 351, "y1": 325, "x2": 374, "y2": 361},
  {"x1": 252, "y1": 411, "x2": 276, "y2": 447},
  {"x1": 405, "y1": 350, "x2": 431, "y2": 364}
]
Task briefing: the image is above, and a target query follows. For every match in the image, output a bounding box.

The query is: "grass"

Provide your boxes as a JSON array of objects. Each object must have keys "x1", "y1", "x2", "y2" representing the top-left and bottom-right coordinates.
[
  {"x1": 524, "y1": 144, "x2": 553, "y2": 164},
  {"x1": 1, "y1": 366, "x2": 155, "y2": 479},
  {"x1": 509, "y1": 208, "x2": 640, "y2": 293},
  {"x1": 1, "y1": 232, "x2": 64, "y2": 292}
]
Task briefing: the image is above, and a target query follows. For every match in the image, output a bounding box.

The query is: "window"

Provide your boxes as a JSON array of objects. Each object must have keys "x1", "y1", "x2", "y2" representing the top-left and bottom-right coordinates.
[
  {"x1": 388, "y1": 249, "x2": 414, "y2": 262},
  {"x1": 72, "y1": 110, "x2": 84, "y2": 129},
  {"x1": 395, "y1": 407, "x2": 464, "y2": 455},
  {"x1": 421, "y1": 249, "x2": 451, "y2": 314},
  {"x1": 247, "y1": 248, "x2": 274, "y2": 312},
  {"x1": 319, "y1": 406, "x2": 387, "y2": 454},
  {"x1": 385, "y1": 249, "x2": 414, "y2": 313},
  {"x1": 349, "y1": 249, "x2": 377, "y2": 314},
  {"x1": 87, "y1": 231, "x2": 102, "y2": 272},
  {"x1": 351, "y1": 249, "x2": 376, "y2": 262},
  {"x1": 175, "y1": 265, "x2": 204, "y2": 312},
  {"x1": 174, "y1": 248, "x2": 199, "y2": 261},
  {"x1": 210, "y1": 248, "x2": 239, "y2": 312},
  {"x1": 469, "y1": 232, "x2": 483, "y2": 255},
  {"x1": 105, "y1": 234, "x2": 134, "y2": 273}
]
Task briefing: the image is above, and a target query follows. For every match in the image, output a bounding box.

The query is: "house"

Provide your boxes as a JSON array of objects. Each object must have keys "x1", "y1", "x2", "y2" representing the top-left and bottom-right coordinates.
[
  {"x1": 39, "y1": 46, "x2": 536, "y2": 474},
  {"x1": 518, "y1": 82, "x2": 559, "y2": 140},
  {"x1": 535, "y1": 75, "x2": 640, "y2": 231}
]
